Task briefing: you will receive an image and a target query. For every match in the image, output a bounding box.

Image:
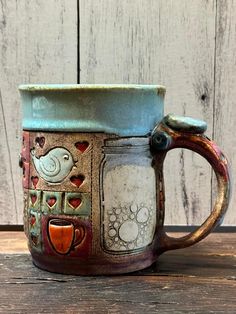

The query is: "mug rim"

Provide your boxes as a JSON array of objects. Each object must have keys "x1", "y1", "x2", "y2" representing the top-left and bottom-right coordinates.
[{"x1": 18, "y1": 84, "x2": 166, "y2": 94}]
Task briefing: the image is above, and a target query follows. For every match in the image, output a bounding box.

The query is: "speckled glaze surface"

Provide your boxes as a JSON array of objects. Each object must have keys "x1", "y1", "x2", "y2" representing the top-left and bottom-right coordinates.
[
  {"x1": 19, "y1": 84, "x2": 165, "y2": 136},
  {"x1": 19, "y1": 85, "x2": 231, "y2": 275}
]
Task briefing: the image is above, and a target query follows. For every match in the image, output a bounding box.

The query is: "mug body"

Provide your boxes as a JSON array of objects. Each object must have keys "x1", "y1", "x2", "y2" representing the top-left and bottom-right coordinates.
[{"x1": 19, "y1": 84, "x2": 166, "y2": 274}]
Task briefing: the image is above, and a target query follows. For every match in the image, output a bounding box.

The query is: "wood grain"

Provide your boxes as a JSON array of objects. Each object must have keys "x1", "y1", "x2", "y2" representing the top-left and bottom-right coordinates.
[
  {"x1": 0, "y1": 1, "x2": 77, "y2": 224},
  {"x1": 80, "y1": 0, "x2": 216, "y2": 225},
  {"x1": 0, "y1": 1, "x2": 235, "y2": 226},
  {"x1": 213, "y1": 0, "x2": 236, "y2": 225},
  {"x1": 0, "y1": 232, "x2": 235, "y2": 313},
  {"x1": 0, "y1": 232, "x2": 28, "y2": 253}
]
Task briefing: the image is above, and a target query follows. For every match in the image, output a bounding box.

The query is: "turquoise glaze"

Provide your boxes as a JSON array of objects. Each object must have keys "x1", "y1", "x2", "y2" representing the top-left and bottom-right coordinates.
[
  {"x1": 163, "y1": 114, "x2": 207, "y2": 134},
  {"x1": 19, "y1": 84, "x2": 165, "y2": 136}
]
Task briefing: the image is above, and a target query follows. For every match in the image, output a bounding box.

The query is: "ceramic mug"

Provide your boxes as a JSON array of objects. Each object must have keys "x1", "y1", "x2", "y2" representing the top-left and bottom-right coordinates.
[{"x1": 19, "y1": 84, "x2": 231, "y2": 275}]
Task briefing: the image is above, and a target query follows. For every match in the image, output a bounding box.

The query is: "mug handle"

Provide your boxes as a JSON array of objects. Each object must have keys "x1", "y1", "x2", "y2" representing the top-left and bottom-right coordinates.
[
  {"x1": 73, "y1": 226, "x2": 85, "y2": 248},
  {"x1": 151, "y1": 114, "x2": 231, "y2": 251}
]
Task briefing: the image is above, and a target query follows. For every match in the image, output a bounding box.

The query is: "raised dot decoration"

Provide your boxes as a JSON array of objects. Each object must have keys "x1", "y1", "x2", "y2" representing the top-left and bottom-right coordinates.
[
  {"x1": 119, "y1": 221, "x2": 139, "y2": 242},
  {"x1": 105, "y1": 202, "x2": 155, "y2": 252},
  {"x1": 151, "y1": 130, "x2": 171, "y2": 150}
]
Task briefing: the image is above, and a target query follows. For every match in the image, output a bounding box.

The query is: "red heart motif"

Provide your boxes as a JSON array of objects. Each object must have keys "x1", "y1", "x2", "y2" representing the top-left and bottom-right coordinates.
[
  {"x1": 30, "y1": 194, "x2": 37, "y2": 205},
  {"x1": 70, "y1": 175, "x2": 85, "y2": 188},
  {"x1": 35, "y1": 136, "x2": 45, "y2": 148},
  {"x1": 68, "y1": 198, "x2": 82, "y2": 209},
  {"x1": 47, "y1": 197, "x2": 57, "y2": 207},
  {"x1": 31, "y1": 176, "x2": 39, "y2": 189},
  {"x1": 29, "y1": 215, "x2": 36, "y2": 226},
  {"x1": 75, "y1": 141, "x2": 89, "y2": 153}
]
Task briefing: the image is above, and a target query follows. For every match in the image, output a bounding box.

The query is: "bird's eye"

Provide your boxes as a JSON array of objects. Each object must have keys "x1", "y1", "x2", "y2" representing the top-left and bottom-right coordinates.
[{"x1": 63, "y1": 154, "x2": 69, "y2": 160}]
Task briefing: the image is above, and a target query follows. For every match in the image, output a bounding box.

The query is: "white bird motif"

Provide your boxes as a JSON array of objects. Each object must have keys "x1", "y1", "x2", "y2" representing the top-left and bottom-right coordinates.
[{"x1": 31, "y1": 147, "x2": 75, "y2": 183}]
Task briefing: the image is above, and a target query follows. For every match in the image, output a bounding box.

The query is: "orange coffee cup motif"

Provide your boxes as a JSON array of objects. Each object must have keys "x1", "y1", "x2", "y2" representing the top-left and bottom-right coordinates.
[{"x1": 48, "y1": 219, "x2": 85, "y2": 255}]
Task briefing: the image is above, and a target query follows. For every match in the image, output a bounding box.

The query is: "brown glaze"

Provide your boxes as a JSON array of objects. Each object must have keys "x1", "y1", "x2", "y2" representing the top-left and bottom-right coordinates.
[{"x1": 151, "y1": 116, "x2": 231, "y2": 251}]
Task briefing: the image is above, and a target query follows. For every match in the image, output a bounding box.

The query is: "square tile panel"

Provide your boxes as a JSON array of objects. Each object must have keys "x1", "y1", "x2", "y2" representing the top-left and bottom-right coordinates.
[
  {"x1": 42, "y1": 191, "x2": 63, "y2": 214},
  {"x1": 64, "y1": 192, "x2": 91, "y2": 216},
  {"x1": 28, "y1": 190, "x2": 41, "y2": 211},
  {"x1": 42, "y1": 214, "x2": 92, "y2": 258},
  {"x1": 28, "y1": 209, "x2": 41, "y2": 252}
]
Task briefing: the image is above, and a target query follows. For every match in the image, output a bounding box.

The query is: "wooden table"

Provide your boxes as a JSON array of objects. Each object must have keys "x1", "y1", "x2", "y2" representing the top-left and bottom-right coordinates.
[{"x1": 0, "y1": 232, "x2": 235, "y2": 313}]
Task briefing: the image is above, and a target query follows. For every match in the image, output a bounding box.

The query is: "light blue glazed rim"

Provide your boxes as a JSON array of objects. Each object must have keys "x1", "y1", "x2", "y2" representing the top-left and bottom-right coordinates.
[
  {"x1": 19, "y1": 84, "x2": 166, "y2": 136},
  {"x1": 19, "y1": 84, "x2": 166, "y2": 92}
]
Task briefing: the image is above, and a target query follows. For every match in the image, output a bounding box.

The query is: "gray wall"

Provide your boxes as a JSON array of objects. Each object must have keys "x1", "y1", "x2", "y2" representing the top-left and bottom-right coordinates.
[{"x1": 0, "y1": 0, "x2": 235, "y2": 225}]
